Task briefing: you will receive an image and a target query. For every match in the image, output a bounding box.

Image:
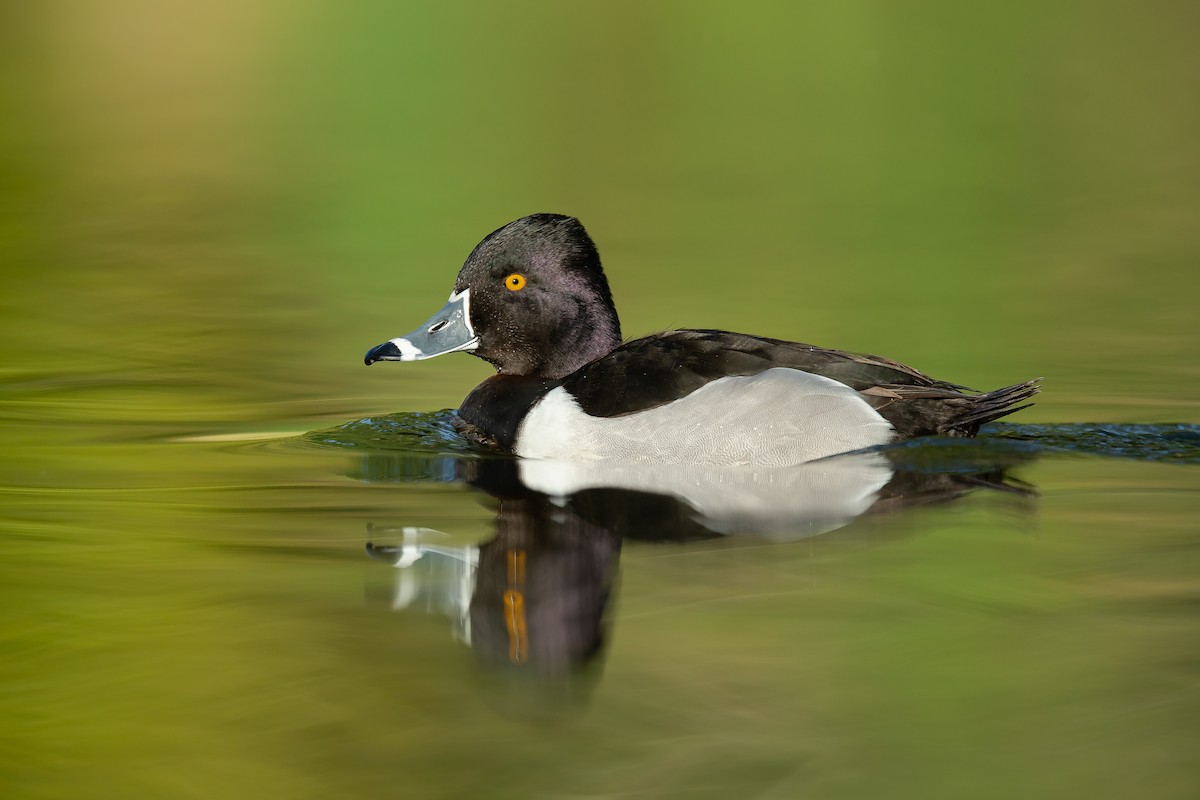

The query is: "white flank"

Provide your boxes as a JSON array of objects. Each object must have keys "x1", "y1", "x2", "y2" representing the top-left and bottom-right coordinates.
[{"x1": 514, "y1": 368, "x2": 894, "y2": 466}]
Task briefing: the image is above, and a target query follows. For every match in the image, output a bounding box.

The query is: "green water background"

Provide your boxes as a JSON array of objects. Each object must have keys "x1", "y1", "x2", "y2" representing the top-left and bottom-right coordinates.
[{"x1": 2, "y1": 2, "x2": 1198, "y2": 798}]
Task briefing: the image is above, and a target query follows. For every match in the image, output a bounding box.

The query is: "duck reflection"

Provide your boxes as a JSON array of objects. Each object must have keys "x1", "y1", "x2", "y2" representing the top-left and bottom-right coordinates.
[
  {"x1": 367, "y1": 496, "x2": 621, "y2": 679},
  {"x1": 361, "y1": 444, "x2": 1036, "y2": 691}
]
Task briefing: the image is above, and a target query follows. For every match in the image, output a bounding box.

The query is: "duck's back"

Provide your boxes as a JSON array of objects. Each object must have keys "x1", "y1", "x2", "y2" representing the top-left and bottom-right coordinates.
[
  {"x1": 457, "y1": 329, "x2": 1038, "y2": 463},
  {"x1": 557, "y1": 329, "x2": 1038, "y2": 439}
]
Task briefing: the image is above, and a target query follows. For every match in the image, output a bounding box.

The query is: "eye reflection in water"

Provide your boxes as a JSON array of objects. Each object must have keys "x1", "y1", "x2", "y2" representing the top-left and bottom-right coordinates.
[{"x1": 360, "y1": 445, "x2": 1036, "y2": 707}]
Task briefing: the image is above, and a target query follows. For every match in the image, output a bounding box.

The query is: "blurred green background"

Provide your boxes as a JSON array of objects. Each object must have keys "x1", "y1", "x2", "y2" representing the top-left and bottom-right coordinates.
[
  {"x1": 3, "y1": 0, "x2": 1197, "y2": 430},
  {"x1": 2, "y1": 2, "x2": 1199, "y2": 799}
]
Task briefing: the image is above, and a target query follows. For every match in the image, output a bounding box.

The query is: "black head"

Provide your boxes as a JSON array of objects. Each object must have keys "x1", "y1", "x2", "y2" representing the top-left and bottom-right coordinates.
[{"x1": 454, "y1": 214, "x2": 622, "y2": 378}]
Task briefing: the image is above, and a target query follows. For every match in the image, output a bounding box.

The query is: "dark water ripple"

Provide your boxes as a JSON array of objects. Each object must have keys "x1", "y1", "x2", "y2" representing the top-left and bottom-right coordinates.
[
  {"x1": 983, "y1": 423, "x2": 1200, "y2": 464},
  {"x1": 308, "y1": 410, "x2": 479, "y2": 454},
  {"x1": 305, "y1": 413, "x2": 1200, "y2": 466}
]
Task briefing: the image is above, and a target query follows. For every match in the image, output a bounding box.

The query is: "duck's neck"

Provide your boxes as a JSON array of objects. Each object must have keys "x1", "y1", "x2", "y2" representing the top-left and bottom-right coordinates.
[
  {"x1": 459, "y1": 374, "x2": 559, "y2": 452},
  {"x1": 538, "y1": 312, "x2": 621, "y2": 379},
  {"x1": 486, "y1": 302, "x2": 620, "y2": 380}
]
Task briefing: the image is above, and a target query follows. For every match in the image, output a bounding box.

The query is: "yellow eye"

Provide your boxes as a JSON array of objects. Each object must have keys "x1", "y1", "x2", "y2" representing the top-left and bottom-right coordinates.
[{"x1": 504, "y1": 273, "x2": 526, "y2": 291}]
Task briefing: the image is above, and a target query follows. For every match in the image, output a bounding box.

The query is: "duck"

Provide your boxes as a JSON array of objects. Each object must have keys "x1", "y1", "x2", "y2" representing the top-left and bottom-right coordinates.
[{"x1": 364, "y1": 213, "x2": 1039, "y2": 466}]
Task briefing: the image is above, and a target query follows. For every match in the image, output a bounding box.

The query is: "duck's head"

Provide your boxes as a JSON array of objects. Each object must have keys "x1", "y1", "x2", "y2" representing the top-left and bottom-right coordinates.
[{"x1": 365, "y1": 214, "x2": 622, "y2": 379}]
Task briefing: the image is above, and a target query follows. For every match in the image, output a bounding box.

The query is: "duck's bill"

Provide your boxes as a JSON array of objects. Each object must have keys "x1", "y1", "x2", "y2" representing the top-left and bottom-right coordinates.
[{"x1": 364, "y1": 289, "x2": 478, "y2": 365}]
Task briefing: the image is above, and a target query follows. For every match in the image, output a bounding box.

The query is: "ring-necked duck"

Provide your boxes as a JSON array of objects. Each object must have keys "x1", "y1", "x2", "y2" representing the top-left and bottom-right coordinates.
[{"x1": 365, "y1": 214, "x2": 1039, "y2": 466}]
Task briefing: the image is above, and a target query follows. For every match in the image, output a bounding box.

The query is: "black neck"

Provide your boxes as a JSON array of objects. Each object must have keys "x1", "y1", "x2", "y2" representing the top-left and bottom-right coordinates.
[{"x1": 457, "y1": 375, "x2": 559, "y2": 452}]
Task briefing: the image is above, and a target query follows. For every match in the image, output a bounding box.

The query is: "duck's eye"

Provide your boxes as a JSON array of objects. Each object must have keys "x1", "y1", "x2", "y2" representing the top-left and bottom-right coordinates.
[{"x1": 504, "y1": 273, "x2": 526, "y2": 291}]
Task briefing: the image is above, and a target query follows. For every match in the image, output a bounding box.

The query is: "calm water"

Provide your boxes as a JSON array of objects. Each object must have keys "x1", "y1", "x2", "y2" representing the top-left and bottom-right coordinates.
[{"x1": 3, "y1": 4, "x2": 1200, "y2": 799}]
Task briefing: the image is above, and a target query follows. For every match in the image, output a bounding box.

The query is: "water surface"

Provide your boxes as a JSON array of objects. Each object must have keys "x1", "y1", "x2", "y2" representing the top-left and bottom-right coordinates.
[{"x1": 3, "y1": 3, "x2": 1199, "y2": 799}]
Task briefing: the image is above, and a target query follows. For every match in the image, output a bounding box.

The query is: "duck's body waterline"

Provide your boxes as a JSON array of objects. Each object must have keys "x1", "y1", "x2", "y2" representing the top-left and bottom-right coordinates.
[{"x1": 365, "y1": 214, "x2": 1039, "y2": 466}]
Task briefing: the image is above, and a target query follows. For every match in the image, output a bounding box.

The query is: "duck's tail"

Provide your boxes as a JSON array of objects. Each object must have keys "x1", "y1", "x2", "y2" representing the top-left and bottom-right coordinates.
[{"x1": 945, "y1": 378, "x2": 1042, "y2": 436}]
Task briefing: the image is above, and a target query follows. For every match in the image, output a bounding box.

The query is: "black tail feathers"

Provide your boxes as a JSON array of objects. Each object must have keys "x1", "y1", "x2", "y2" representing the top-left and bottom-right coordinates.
[{"x1": 947, "y1": 378, "x2": 1042, "y2": 435}]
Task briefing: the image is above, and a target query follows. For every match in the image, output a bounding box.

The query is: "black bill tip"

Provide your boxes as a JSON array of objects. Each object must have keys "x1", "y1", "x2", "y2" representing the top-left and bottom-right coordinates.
[{"x1": 364, "y1": 341, "x2": 403, "y2": 365}]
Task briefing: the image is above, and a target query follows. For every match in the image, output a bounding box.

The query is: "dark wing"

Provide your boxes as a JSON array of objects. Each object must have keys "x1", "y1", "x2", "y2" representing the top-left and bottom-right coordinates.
[
  {"x1": 561, "y1": 329, "x2": 967, "y2": 418},
  {"x1": 561, "y1": 329, "x2": 1038, "y2": 438}
]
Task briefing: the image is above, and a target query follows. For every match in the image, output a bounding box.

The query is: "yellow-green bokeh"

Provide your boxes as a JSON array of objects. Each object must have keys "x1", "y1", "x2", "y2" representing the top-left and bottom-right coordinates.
[{"x1": 2, "y1": 2, "x2": 1199, "y2": 798}]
